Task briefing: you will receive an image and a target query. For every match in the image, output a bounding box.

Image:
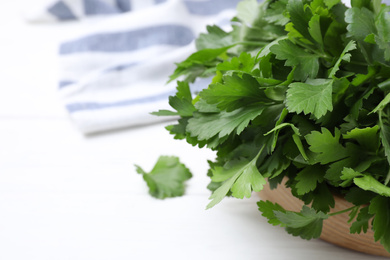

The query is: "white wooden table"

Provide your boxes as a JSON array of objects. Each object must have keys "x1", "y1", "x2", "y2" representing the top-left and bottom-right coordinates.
[{"x1": 0, "y1": 1, "x2": 388, "y2": 259}]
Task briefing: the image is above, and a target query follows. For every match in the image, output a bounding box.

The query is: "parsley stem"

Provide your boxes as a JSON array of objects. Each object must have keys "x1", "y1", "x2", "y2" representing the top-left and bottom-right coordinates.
[
  {"x1": 385, "y1": 169, "x2": 390, "y2": 186},
  {"x1": 378, "y1": 110, "x2": 390, "y2": 185},
  {"x1": 295, "y1": 41, "x2": 331, "y2": 60},
  {"x1": 328, "y1": 206, "x2": 357, "y2": 217},
  {"x1": 236, "y1": 41, "x2": 270, "y2": 47}
]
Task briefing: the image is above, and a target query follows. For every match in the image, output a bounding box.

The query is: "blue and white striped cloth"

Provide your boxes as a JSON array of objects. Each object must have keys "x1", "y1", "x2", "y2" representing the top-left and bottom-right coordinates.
[{"x1": 27, "y1": 0, "x2": 241, "y2": 134}]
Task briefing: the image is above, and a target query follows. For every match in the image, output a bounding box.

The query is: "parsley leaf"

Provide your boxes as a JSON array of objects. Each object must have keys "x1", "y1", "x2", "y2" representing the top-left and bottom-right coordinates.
[
  {"x1": 286, "y1": 0, "x2": 313, "y2": 42},
  {"x1": 369, "y1": 196, "x2": 390, "y2": 252},
  {"x1": 343, "y1": 126, "x2": 380, "y2": 152},
  {"x1": 187, "y1": 105, "x2": 265, "y2": 141},
  {"x1": 195, "y1": 25, "x2": 233, "y2": 50},
  {"x1": 295, "y1": 165, "x2": 325, "y2": 195},
  {"x1": 199, "y1": 73, "x2": 272, "y2": 112},
  {"x1": 274, "y1": 206, "x2": 329, "y2": 240},
  {"x1": 350, "y1": 206, "x2": 373, "y2": 234},
  {"x1": 216, "y1": 52, "x2": 256, "y2": 74},
  {"x1": 328, "y1": 40, "x2": 357, "y2": 78},
  {"x1": 354, "y1": 175, "x2": 390, "y2": 197},
  {"x1": 257, "y1": 200, "x2": 286, "y2": 226},
  {"x1": 152, "y1": 81, "x2": 195, "y2": 117},
  {"x1": 169, "y1": 46, "x2": 234, "y2": 83},
  {"x1": 207, "y1": 147, "x2": 266, "y2": 209},
  {"x1": 286, "y1": 79, "x2": 333, "y2": 119},
  {"x1": 135, "y1": 156, "x2": 192, "y2": 199},
  {"x1": 375, "y1": 8, "x2": 390, "y2": 61},
  {"x1": 305, "y1": 128, "x2": 348, "y2": 164},
  {"x1": 271, "y1": 39, "x2": 320, "y2": 80}
]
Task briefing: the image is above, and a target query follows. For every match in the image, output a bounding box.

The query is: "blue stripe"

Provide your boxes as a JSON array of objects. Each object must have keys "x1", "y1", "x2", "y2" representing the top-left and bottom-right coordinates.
[
  {"x1": 66, "y1": 90, "x2": 176, "y2": 113},
  {"x1": 59, "y1": 81, "x2": 75, "y2": 88},
  {"x1": 65, "y1": 78, "x2": 210, "y2": 113},
  {"x1": 83, "y1": 0, "x2": 120, "y2": 15},
  {"x1": 103, "y1": 62, "x2": 138, "y2": 72},
  {"x1": 60, "y1": 25, "x2": 195, "y2": 54},
  {"x1": 48, "y1": 1, "x2": 77, "y2": 20},
  {"x1": 60, "y1": 63, "x2": 138, "y2": 90},
  {"x1": 154, "y1": 0, "x2": 167, "y2": 3},
  {"x1": 184, "y1": 0, "x2": 241, "y2": 15},
  {"x1": 115, "y1": 0, "x2": 131, "y2": 12}
]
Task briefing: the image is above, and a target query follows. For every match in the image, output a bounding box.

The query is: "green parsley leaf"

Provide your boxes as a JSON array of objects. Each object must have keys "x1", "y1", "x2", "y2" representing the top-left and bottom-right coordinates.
[
  {"x1": 195, "y1": 25, "x2": 233, "y2": 50},
  {"x1": 274, "y1": 206, "x2": 329, "y2": 240},
  {"x1": 324, "y1": 0, "x2": 341, "y2": 9},
  {"x1": 305, "y1": 128, "x2": 348, "y2": 164},
  {"x1": 308, "y1": 14, "x2": 323, "y2": 46},
  {"x1": 346, "y1": 7, "x2": 376, "y2": 41},
  {"x1": 328, "y1": 40, "x2": 357, "y2": 78},
  {"x1": 271, "y1": 39, "x2": 320, "y2": 80},
  {"x1": 187, "y1": 105, "x2": 265, "y2": 141},
  {"x1": 152, "y1": 81, "x2": 196, "y2": 117},
  {"x1": 301, "y1": 182, "x2": 335, "y2": 213},
  {"x1": 286, "y1": 0, "x2": 313, "y2": 42},
  {"x1": 340, "y1": 167, "x2": 363, "y2": 187},
  {"x1": 236, "y1": 0, "x2": 259, "y2": 26},
  {"x1": 350, "y1": 206, "x2": 373, "y2": 234},
  {"x1": 216, "y1": 52, "x2": 256, "y2": 74},
  {"x1": 375, "y1": 8, "x2": 390, "y2": 61},
  {"x1": 369, "y1": 196, "x2": 390, "y2": 252},
  {"x1": 379, "y1": 112, "x2": 390, "y2": 176},
  {"x1": 343, "y1": 126, "x2": 380, "y2": 152},
  {"x1": 207, "y1": 147, "x2": 266, "y2": 209},
  {"x1": 135, "y1": 156, "x2": 192, "y2": 199},
  {"x1": 286, "y1": 79, "x2": 333, "y2": 119},
  {"x1": 199, "y1": 73, "x2": 272, "y2": 112},
  {"x1": 257, "y1": 200, "x2": 286, "y2": 226},
  {"x1": 371, "y1": 92, "x2": 390, "y2": 115},
  {"x1": 345, "y1": 187, "x2": 377, "y2": 205},
  {"x1": 295, "y1": 165, "x2": 325, "y2": 195},
  {"x1": 169, "y1": 46, "x2": 234, "y2": 83},
  {"x1": 354, "y1": 175, "x2": 390, "y2": 197},
  {"x1": 264, "y1": 0, "x2": 289, "y2": 26}
]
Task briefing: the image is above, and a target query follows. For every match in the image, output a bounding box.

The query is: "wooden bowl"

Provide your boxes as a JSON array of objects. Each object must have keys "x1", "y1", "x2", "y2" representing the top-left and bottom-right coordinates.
[{"x1": 258, "y1": 178, "x2": 390, "y2": 257}]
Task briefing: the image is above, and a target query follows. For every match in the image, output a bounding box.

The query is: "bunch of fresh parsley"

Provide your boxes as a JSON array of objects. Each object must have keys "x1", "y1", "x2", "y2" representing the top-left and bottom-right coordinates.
[{"x1": 136, "y1": 0, "x2": 390, "y2": 252}]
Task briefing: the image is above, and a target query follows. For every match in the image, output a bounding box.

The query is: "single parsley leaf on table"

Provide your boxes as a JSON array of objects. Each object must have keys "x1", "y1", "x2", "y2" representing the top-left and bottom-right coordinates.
[{"x1": 135, "y1": 156, "x2": 192, "y2": 199}]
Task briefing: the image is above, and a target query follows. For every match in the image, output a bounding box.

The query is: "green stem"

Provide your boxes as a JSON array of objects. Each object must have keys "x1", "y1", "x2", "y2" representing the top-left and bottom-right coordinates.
[
  {"x1": 328, "y1": 206, "x2": 357, "y2": 217},
  {"x1": 236, "y1": 41, "x2": 270, "y2": 47},
  {"x1": 295, "y1": 41, "x2": 331, "y2": 60},
  {"x1": 378, "y1": 110, "x2": 390, "y2": 185},
  {"x1": 349, "y1": 60, "x2": 370, "y2": 67},
  {"x1": 385, "y1": 169, "x2": 390, "y2": 186}
]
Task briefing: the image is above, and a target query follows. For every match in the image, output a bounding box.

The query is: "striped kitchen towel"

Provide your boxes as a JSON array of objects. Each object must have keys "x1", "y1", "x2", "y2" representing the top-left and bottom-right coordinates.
[{"x1": 29, "y1": 0, "x2": 241, "y2": 134}]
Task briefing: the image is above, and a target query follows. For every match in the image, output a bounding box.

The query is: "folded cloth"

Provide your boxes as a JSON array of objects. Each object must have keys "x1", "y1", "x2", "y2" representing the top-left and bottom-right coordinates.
[{"x1": 28, "y1": 0, "x2": 241, "y2": 134}]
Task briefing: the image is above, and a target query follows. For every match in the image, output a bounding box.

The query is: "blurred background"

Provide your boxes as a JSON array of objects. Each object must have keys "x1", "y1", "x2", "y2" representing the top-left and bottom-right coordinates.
[{"x1": 1, "y1": 0, "x2": 389, "y2": 259}]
